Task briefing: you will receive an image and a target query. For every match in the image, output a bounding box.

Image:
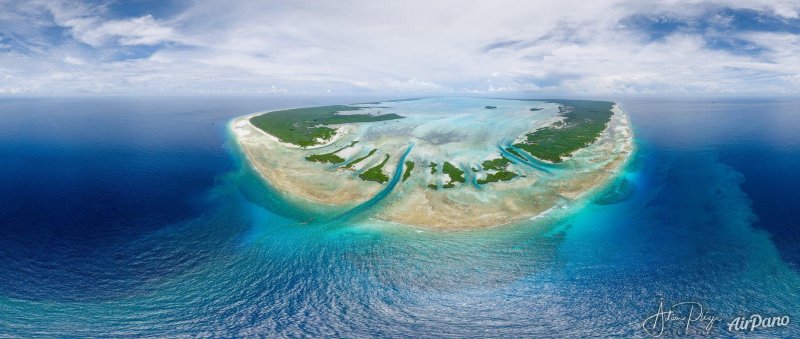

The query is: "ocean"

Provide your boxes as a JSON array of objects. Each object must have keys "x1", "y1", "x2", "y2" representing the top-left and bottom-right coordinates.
[{"x1": 0, "y1": 96, "x2": 798, "y2": 336}]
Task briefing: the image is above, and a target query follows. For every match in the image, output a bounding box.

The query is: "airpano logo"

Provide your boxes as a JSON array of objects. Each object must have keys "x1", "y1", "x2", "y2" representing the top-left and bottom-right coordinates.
[
  {"x1": 641, "y1": 300, "x2": 791, "y2": 337},
  {"x1": 728, "y1": 314, "x2": 790, "y2": 333}
]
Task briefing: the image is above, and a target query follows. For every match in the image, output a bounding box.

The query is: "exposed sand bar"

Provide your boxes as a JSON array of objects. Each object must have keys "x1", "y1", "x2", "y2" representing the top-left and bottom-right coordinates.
[{"x1": 231, "y1": 98, "x2": 634, "y2": 229}]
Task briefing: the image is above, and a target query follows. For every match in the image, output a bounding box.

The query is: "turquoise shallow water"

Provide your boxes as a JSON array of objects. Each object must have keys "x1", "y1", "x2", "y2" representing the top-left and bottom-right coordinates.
[{"x1": 0, "y1": 96, "x2": 798, "y2": 336}]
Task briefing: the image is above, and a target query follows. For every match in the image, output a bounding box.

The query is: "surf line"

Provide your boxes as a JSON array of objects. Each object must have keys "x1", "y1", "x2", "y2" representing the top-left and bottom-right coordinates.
[{"x1": 330, "y1": 143, "x2": 414, "y2": 223}]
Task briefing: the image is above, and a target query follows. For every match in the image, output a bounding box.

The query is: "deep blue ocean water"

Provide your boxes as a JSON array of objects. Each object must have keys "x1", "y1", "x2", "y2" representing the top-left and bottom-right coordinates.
[{"x1": 0, "y1": 96, "x2": 798, "y2": 337}]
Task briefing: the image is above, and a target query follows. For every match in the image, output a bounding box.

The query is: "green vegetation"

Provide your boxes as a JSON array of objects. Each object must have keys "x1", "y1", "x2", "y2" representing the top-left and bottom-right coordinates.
[
  {"x1": 477, "y1": 156, "x2": 518, "y2": 184},
  {"x1": 481, "y1": 157, "x2": 511, "y2": 171},
  {"x1": 530, "y1": 107, "x2": 543, "y2": 111},
  {"x1": 305, "y1": 141, "x2": 357, "y2": 164},
  {"x1": 477, "y1": 171, "x2": 518, "y2": 184},
  {"x1": 345, "y1": 149, "x2": 377, "y2": 168},
  {"x1": 359, "y1": 155, "x2": 391, "y2": 183},
  {"x1": 505, "y1": 147, "x2": 524, "y2": 159},
  {"x1": 485, "y1": 105, "x2": 497, "y2": 109},
  {"x1": 442, "y1": 162, "x2": 465, "y2": 183},
  {"x1": 250, "y1": 105, "x2": 403, "y2": 147},
  {"x1": 305, "y1": 152, "x2": 344, "y2": 164},
  {"x1": 402, "y1": 161, "x2": 415, "y2": 181},
  {"x1": 424, "y1": 162, "x2": 466, "y2": 189},
  {"x1": 513, "y1": 100, "x2": 613, "y2": 163}
]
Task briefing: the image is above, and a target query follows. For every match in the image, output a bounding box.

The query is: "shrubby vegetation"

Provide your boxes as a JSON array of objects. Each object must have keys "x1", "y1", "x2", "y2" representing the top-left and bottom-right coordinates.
[
  {"x1": 441, "y1": 162, "x2": 465, "y2": 188},
  {"x1": 359, "y1": 155, "x2": 391, "y2": 183},
  {"x1": 250, "y1": 105, "x2": 402, "y2": 147},
  {"x1": 305, "y1": 141, "x2": 357, "y2": 164},
  {"x1": 514, "y1": 100, "x2": 613, "y2": 163},
  {"x1": 477, "y1": 156, "x2": 518, "y2": 184},
  {"x1": 345, "y1": 149, "x2": 377, "y2": 168},
  {"x1": 504, "y1": 147, "x2": 524, "y2": 159},
  {"x1": 402, "y1": 161, "x2": 415, "y2": 181}
]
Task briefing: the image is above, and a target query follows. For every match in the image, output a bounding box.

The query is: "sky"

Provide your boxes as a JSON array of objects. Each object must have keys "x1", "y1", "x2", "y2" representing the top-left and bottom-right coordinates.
[{"x1": 1, "y1": 0, "x2": 800, "y2": 95}]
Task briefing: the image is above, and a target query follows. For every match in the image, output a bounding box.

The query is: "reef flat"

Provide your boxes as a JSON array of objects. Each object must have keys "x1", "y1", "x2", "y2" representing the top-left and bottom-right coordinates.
[{"x1": 232, "y1": 97, "x2": 633, "y2": 228}]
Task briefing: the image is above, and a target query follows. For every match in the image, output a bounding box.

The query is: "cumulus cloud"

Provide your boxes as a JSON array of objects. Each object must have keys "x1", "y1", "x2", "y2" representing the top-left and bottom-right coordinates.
[
  {"x1": 374, "y1": 78, "x2": 447, "y2": 92},
  {"x1": 781, "y1": 74, "x2": 800, "y2": 89},
  {"x1": 0, "y1": 0, "x2": 799, "y2": 95},
  {"x1": 81, "y1": 15, "x2": 177, "y2": 46}
]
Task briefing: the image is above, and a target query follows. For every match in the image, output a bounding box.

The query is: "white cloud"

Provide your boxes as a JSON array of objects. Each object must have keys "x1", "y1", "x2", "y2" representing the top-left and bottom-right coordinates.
[
  {"x1": 0, "y1": 0, "x2": 799, "y2": 95},
  {"x1": 62, "y1": 55, "x2": 84, "y2": 65},
  {"x1": 35, "y1": 1, "x2": 178, "y2": 47},
  {"x1": 375, "y1": 78, "x2": 446, "y2": 91},
  {"x1": 84, "y1": 15, "x2": 177, "y2": 46},
  {"x1": 0, "y1": 85, "x2": 39, "y2": 94},
  {"x1": 781, "y1": 74, "x2": 800, "y2": 89}
]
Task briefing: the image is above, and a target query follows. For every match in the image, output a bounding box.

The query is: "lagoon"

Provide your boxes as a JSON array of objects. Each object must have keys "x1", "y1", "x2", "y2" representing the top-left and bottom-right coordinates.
[{"x1": 0, "y1": 96, "x2": 798, "y2": 336}]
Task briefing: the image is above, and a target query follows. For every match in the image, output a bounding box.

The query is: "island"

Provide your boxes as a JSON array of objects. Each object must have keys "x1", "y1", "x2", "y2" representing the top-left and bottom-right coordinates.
[{"x1": 231, "y1": 97, "x2": 633, "y2": 228}]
